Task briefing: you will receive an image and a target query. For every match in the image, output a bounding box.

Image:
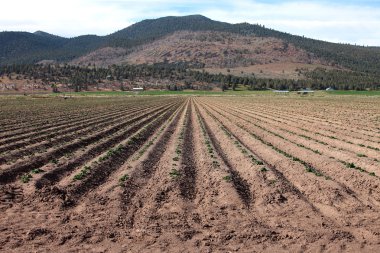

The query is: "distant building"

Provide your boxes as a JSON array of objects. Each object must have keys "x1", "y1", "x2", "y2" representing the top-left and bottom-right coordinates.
[
  {"x1": 132, "y1": 87, "x2": 144, "y2": 92},
  {"x1": 273, "y1": 90, "x2": 289, "y2": 93},
  {"x1": 326, "y1": 87, "x2": 335, "y2": 91}
]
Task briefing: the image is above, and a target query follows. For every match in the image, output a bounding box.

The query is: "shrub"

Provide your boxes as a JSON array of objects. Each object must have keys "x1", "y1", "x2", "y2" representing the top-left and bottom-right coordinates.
[
  {"x1": 21, "y1": 173, "x2": 32, "y2": 183},
  {"x1": 31, "y1": 168, "x2": 44, "y2": 174},
  {"x1": 119, "y1": 174, "x2": 129, "y2": 183}
]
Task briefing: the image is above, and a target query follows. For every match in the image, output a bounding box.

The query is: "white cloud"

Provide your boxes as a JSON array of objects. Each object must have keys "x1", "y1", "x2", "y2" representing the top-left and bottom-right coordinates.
[
  {"x1": 0, "y1": 0, "x2": 379, "y2": 45},
  {"x1": 201, "y1": 1, "x2": 380, "y2": 46}
]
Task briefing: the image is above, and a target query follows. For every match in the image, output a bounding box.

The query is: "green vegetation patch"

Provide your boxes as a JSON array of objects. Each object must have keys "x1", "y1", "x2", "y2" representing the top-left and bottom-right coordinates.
[
  {"x1": 21, "y1": 173, "x2": 33, "y2": 183},
  {"x1": 73, "y1": 166, "x2": 91, "y2": 180}
]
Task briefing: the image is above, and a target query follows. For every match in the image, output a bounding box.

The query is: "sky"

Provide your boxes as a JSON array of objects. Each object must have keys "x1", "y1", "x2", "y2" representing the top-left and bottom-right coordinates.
[{"x1": 1, "y1": 0, "x2": 380, "y2": 46}]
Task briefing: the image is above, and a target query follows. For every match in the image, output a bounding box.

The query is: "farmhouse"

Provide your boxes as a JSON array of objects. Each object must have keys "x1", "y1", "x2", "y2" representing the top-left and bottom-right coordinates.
[{"x1": 132, "y1": 87, "x2": 144, "y2": 92}]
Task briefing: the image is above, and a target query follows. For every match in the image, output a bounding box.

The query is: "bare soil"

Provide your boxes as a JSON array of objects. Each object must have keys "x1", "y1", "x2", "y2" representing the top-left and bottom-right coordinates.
[{"x1": 0, "y1": 95, "x2": 379, "y2": 252}]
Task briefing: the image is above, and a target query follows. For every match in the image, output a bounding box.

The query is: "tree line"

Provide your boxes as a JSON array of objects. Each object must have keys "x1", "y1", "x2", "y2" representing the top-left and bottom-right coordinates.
[{"x1": 0, "y1": 63, "x2": 379, "y2": 91}]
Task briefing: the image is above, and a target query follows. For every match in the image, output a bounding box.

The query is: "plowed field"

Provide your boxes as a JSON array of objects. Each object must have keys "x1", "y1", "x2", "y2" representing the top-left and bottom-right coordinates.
[{"x1": 0, "y1": 95, "x2": 379, "y2": 252}]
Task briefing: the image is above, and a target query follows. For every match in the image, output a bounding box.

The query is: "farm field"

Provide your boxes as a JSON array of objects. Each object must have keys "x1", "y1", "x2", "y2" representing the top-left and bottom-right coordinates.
[{"x1": 0, "y1": 95, "x2": 379, "y2": 252}]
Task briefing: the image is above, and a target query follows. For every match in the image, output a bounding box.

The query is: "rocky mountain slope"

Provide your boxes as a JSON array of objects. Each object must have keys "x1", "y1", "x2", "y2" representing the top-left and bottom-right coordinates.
[{"x1": 1, "y1": 15, "x2": 380, "y2": 80}]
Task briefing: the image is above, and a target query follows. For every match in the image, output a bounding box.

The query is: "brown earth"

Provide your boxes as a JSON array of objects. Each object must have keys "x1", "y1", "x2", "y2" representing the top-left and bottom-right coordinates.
[
  {"x1": 0, "y1": 95, "x2": 379, "y2": 252},
  {"x1": 204, "y1": 62, "x2": 339, "y2": 80},
  {"x1": 123, "y1": 31, "x2": 320, "y2": 67},
  {"x1": 71, "y1": 31, "x2": 339, "y2": 79}
]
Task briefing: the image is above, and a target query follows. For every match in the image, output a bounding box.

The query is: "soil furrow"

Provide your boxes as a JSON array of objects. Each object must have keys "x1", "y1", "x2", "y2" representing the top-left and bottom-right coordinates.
[
  {"x1": 0, "y1": 97, "x2": 165, "y2": 136},
  {"x1": 194, "y1": 102, "x2": 252, "y2": 207},
  {"x1": 221, "y1": 97, "x2": 380, "y2": 140},
  {"x1": 66, "y1": 101, "x2": 185, "y2": 205},
  {"x1": 34, "y1": 103, "x2": 177, "y2": 189},
  {"x1": 0, "y1": 100, "x2": 172, "y2": 151},
  {"x1": 0, "y1": 97, "x2": 171, "y2": 137},
  {"x1": 0, "y1": 105, "x2": 168, "y2": 163},
  {"x1": 197, "y1": 99, "x2": 326, "y2": 214},
  {"x1": 0, "y1": 103, "x2": 175, "y2": 184},
  {"x1": 1, "y1": 95, "x2": 379, "y2": 253},
  {"x1": 209, "y1": 100, "x2": 380, "y2": 174},
  {"x1": 208, "y1": 101, "x2": 380, "y2": 204},
  {"x1": 234, "y1": 104, "x2": 380, "y2": 155},
  {"x1": 215, "y1": 99, "x2": 380, "y2": 146},
  {"x1": 120, "y1": 102, "x2": 186, "y2": 225},
  {"x1": 199, "y1": 98, "x2": 380, "y2": 228},
  {"x1": 179, "y1": 103, "x2": 197, "y2": 200}
]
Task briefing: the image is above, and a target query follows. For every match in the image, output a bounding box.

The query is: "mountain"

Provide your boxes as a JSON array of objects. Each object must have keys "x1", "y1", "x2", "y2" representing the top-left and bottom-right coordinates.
[
  {"x1": 0, "y1": 31, "x2": 106, "y2": 64},
  {"x1": 71, "y1": 30, "x2": 331, "y2": 80},
  {"x1": 1, "y1": 15, "x2": 380, "y2": 78}
]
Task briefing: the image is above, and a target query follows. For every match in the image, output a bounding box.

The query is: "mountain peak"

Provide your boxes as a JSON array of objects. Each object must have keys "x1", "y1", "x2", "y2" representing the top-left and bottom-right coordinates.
[
  {"x1": 145, "y1": 14, "x2": 210, "y2": 21},
  {"x1": 34, "y1": 30, "x2": 51, "y2": 36},
  {"x1": 34, "y1": 30, "x2": 62, "y2": 39},
  {"x1": 174, "y1": 14, "x2": 210, "y2": 20}
]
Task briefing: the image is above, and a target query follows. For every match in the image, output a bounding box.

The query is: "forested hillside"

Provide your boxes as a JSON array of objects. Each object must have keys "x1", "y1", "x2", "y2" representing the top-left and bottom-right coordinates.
[
  {"x1": 109, "y1": 15, "x2": 380, "y2": 75},
  {"x1": 0, "y1": 32, "x2": 106, "y2": 64},
  {"x1": 1, "y1": 15, "x2": 380, "y2": 73},
  {"x1": 1, "y1": 15, "x2": 380, "y2": 90}
]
